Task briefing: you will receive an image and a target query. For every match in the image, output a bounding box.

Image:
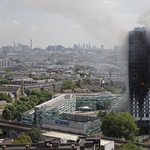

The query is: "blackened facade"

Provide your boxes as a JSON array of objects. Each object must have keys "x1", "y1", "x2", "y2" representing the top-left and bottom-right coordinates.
[{"x1": 129, "y1": 27, "x2": 150, "y2": 126}]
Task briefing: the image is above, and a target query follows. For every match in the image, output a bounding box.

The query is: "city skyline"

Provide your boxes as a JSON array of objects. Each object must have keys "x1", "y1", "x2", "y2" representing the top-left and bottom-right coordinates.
[{"x1": 0, "y1": 0, "x2": 150, "y2": 49}]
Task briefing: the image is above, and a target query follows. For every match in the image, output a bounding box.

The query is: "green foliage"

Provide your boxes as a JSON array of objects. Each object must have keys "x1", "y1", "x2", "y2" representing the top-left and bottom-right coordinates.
[
  {"x1": 75, "y1": 65, "x2": 86, "y2": 70},
  {"x1": 3, "y1": 105, "x2": 16, "y2": 120},
  {"x1": 3, "y1": 89, "x2": 52, "y2": 121},
  {"x1": 61, "y1": 80, "x2": 76, "y2": 90},
  {"x1": 0, "y1": 79, "x2": 10, "y2": 84},
  {"x1": 106, "y1": 86, "x2": 119, "y2": 94},
  {"x1": 28, "y1": 95, "x2": 39, "y2": 105},
  {"x1": 53, "y1": 87, "x2": 58, "y2": 93},
  {"x1": 0, "y1": 68, "x2": 10, "y2": 72},
  {"x1": 11, "y1": 135, "x2": 32, "y2": 144},
  {"x1": 27, "y1": 127, "x2": 42, "y2": 143},
  {"x1": 19, "y1": 96, "x2": 29, "y2": 103},
  {"x1": 80, "y1": 72, "x2": 86, "y2": 77},
  {"x1": 25, "y1": 88, "x2": 31, "y2": 96},
  {"x1": 75, "y1": 68, "x2": 80, "y2": 72},
  {"x1": 102, "y1": 100, "x2": 112, "y2": 110},
  {"x1": 15, "y1": 58, "x2": 22, "y2": 63},
  {"x1": 83, "y1": 77, "x2": 93, "y2": 85},
  {"x1": 76, "y1": 80, "x2": 82, "y2": 88},
  {"x1": 100, "y1": 89, "x2": 107, "y2": 92},
  {"x1": 118, "y1": 143, "x2": 147, "y2": 150},
  {"x1": 4, "y1": 72, "x2": 14, "y2": 78},
  {"x1": 56, "y1": 59, "x2": 68, "y2": 65},
  {"x1": 28, "y1": 73, "x2": 35, "y2": 78},
  {"x1": 30, "y1": 89, "x2": 40, "y2": 96},
  {"x1": 13, "y1": 100, "x2": 28, "y2": 121},
  {"x1": 97, "y1": 110, "x2": 107, "y2": 118},
  {"x1": 0, "y1": 93, "x2": 10, "y2": 103},
  {"x1": 101, "y1": 112, "x2": 139, "y2": 141}
]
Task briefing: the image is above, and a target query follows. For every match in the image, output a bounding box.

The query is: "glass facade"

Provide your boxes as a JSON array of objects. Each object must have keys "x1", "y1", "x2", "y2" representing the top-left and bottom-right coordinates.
[{"x1": 22, "y1": 93, "x2": 126, "y2": 134}]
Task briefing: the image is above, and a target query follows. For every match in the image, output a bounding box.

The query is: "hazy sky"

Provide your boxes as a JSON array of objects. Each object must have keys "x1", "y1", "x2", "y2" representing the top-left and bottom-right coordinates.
[{"x1": 0, "y1": 0, "x2": 150, "y2": 49}]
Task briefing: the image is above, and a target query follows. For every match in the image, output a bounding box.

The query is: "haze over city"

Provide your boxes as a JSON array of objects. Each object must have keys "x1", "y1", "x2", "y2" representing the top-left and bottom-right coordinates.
[{"x1": 1, "y1": 0, "x2": 150, "y2": 49}]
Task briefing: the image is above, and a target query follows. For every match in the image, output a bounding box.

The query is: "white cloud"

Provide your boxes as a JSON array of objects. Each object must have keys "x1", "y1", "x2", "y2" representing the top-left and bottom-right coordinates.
[{"x1": 10, "y1": 20, "x2": 21, "y2": 27}]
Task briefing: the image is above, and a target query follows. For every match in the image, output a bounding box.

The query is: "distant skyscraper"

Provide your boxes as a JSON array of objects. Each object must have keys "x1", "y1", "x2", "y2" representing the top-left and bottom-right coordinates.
[
  {"x1": 30, "y1": 39, "x2": 32, "y2": 49},
  {"x1": 86, "y1": 44, "x2": 89, "y2": 49},
  {"x1": 78, "y1": 43, "x2": 80, "y2": 49},
  {"x1": 89, "y1": 42, "x2": 91, "y2": 49},
  {"x1": 101, "y1": 45, "x2": 104, "y2": 50},
  {"x1": 83, "y1": 43, "x2": 85, "y2": 49},
  {"x1": 73, "y1": 44, "x2": 78, "y2": 50},
  {"x1": 129, "y1": 27, "x2": 150, "y2": 127}
]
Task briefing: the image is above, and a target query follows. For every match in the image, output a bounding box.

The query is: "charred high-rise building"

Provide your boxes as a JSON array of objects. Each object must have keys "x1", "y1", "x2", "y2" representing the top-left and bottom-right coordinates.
[{"x1": 129, "y1": 27, "x2": 150, "y2": 127}]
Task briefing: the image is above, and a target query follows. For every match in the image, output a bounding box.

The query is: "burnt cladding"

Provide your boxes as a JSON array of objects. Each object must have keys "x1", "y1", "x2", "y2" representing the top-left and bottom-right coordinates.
[{"x1": 129, "y1": 27, "x2": 150, "y2": 126}]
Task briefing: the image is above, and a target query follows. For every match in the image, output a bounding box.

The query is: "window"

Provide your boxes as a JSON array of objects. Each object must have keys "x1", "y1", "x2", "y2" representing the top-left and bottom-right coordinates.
[{"x1": 146, "y1": 114, "x2": 149, "y2": 117}]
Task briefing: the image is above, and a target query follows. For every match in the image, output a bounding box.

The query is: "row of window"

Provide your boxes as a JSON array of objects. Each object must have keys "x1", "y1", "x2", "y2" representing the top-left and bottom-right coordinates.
[{"x1": 133, "y1": 114, "x2": 149, "y2": 117}]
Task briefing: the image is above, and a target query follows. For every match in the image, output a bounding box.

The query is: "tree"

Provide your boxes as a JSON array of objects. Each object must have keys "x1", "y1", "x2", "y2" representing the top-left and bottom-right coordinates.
[
  {"x1": 38, "y1": 91, "x2": 52, "y2": 100},
  {"x1": 0, "y1": 79, "x2": 10, "y2": 84},
  {"x1": 53, "y1": 87, "x2": 58, "y2": 93},
  {"x1": 83, "y1": 77, "x2": 93, "y2": 85},
  {"x1": 75, "y1": 68, "x2": 80, "y2": 73},
  {"x1": 30, "y1": 89, "x2": 40, "y2": 96},
  {"x1": 0, "y1": 93, "x2": 10, "y2": 103},
  {"x1": 26, "y1": 101, "x2": 36, "y2": 110},
  {"x1": 28, "y1": 73, "x2": 35, "y2": 78},
  {"x1": 13, "y1": 100, "x2": 28, "y2": 121},
  {"x1": 97, "y1": 110, "x2": 106, "y2": 118},
  {"x1": 27, "y1": 127, "x2": 42, "y2": 143},
  {"x1": 61, "y1": 80, "x2": 76, "y2": 90},
  {"x1": 11, "y1": 135, "x2": 32, "y2": 144},
  {"x1": 102, "y1": 100, "x2": 112, "y2": 110},
  {"x1": 25, "y1": 88, "x2": 31, "y2": 96},
  {"x1": 29, "y1": 95, "x2": 39, "y2": 105},
  {"x1": 80, "y1": 72, "x2": 86, "y2": 77},
  {"x1": 76, "y1": 80, "x2": 82, "y2": 88},
  {"x1": 19, "y1": 96, "x2": 29, "y2": 103},
  {"x1": 4, "y1": 72, "x2": 14, "y2": 78},
  {"x1": 15, "y1": 58, "x2": 22, "y2": 63},
  {"x1": 3, "y1": 105, "x2": 16, "y2": 120},
  {"x1": 101, "y1": 112, "x2": 139, "y2": 141},
  {"x1": 0, "y1": 68, "x2": 10, "y2": 72},
  {"x1": 118, "y1": 143, "x2": 146, "y2": 150},
  {"x1": 56, "y1": 59, "x2": 67, "y2": 65},
  {"x1": 106, "y1": 86, "x2": 118, "y2": 94}
]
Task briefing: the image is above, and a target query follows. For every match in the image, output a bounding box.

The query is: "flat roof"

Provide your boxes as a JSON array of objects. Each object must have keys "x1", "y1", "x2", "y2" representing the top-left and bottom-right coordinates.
[
  {"x1": 42, "y1": 131, "x2": 79, "y2": 141},
  {"x1": 101, "y1": 139, "x2": 113, "y2": 146},
  {"x1": 35, "y1": 94, "x2": 73, "y2": 110}
]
